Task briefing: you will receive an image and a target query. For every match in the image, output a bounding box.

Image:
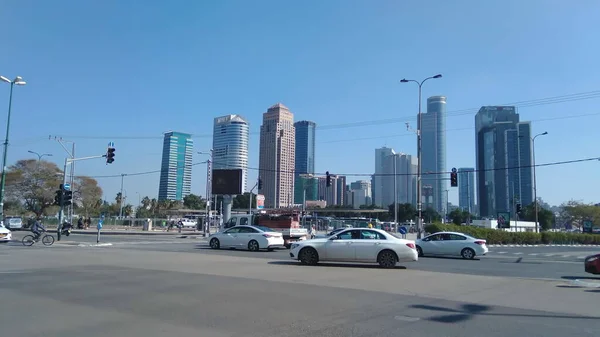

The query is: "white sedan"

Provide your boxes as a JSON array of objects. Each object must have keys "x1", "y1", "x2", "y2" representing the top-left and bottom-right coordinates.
[
  {"x1": 209, "y1": 225, "x2": 285, "y2": 252},
  {"x1": 415, "y1": 231, "x2": 488, "y2": 259},
  {"x1": 0, "y1": 223, "x2": 12, "y2": 242},
  {"x1": 289, "y1": 228, "x2": 418, "y2": 268}
]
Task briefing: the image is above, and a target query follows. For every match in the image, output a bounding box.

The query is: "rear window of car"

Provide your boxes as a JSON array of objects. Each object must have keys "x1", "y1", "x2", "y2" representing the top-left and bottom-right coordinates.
[{"x1": 8, "y1": 218, "x2": 21, "y2": 223}]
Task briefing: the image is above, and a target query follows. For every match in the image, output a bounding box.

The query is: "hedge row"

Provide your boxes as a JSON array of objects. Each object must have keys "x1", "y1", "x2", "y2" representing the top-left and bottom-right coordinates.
[{"x1": 424, "y1": 224, "x2": 600, "y2": 245}]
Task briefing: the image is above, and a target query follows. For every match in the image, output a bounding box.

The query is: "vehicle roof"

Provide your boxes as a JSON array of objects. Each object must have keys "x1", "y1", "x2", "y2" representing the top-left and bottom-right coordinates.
[{"x1": 429, "y1": 231, "x2": 475, "y2": 237}]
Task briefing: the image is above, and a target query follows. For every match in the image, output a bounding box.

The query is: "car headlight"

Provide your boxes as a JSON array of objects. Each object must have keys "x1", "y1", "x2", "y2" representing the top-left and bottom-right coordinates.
[{"x1": 291, "y1": 243, "x2": 300, "y2": 250}]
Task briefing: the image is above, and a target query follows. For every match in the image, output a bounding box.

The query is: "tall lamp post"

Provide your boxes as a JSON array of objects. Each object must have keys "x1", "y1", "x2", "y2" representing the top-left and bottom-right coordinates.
[
  {"x1": 0, "y1": 75, "x2": 26, "y2": 218},
  {"x1": 28, "y1": 150, "x2": 52, "y2": 161},
  {"x1": 532, "y1": 131, "x2": 548, "y2": 233},
  {"x1": 198, "y1": 150, "x2": 213, "y2": 235},
  {"x1": 400, "y1": 74, "x2": 442, "y2": 239}
]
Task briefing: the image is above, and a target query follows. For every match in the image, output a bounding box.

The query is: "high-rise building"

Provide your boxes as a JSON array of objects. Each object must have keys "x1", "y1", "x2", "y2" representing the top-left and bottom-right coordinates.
[
  {"x1": 382, "y1": 152, "x2": 418, "y2": 207},
  {"x1": 317, "y1": 174, "x2": 344, "y2": 206},
  {"x1": 293, "y1": 120, "x2": 317, "y2": 204},
  {"x1": 475, "y1": 106, "x2": 534, "y2": 217},
  {"x1": 421, "y1": 96, "x2": 447, "y2": 214},
  {"x1": 258, "y1": 103, "x2": 295, "y2": 208},
  {"x1": 158, "y1": 131, "x2": 193, "y2": 201},
  {"x1": 336, "y1": 175, "x2": 347, "y2": 206},
  {"x1": 212, "y1": 115, "x2": 249, "y2": 193},
  {"x1": 373, "y1": 147, "x2": 395, "y2": 207},
  {"x1": 457, "y1": 167, "x2": 475, "y2": 214},
  {"x1": 349, "y1": 180, "x2": 372, "y2": 209}
]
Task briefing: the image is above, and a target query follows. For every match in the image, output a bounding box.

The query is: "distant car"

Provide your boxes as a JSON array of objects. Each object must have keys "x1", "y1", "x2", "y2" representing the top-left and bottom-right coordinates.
[
  {"x1": 0, "y1": 222, "x2": 12, "y2": 242},
  {"x1": 584, "y1": 253, "x2": 600, "y2": 275},
  {"x1": 4, "y1": 217, "x2": 23, "y2": 230},
  {"x1": 289, "y1": 228, "x2": 418, "y2": 269},
  {"x1": 415, "y1": 231, "x2": 488, "y2": 259},
  {"x1": 209, "y1": 225, "x2": 285, "y2": 252}
]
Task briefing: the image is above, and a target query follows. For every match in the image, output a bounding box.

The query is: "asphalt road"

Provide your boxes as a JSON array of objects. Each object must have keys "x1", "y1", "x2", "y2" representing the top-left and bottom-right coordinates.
[{"x1": 1, "y1": 245, "x2": 599, "y2": 337}]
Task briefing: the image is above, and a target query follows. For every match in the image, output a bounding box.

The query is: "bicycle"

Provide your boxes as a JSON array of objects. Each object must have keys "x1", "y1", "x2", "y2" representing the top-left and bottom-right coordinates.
[{"x1": 22, "y1": 231, "x2": 55, "y2": 247}]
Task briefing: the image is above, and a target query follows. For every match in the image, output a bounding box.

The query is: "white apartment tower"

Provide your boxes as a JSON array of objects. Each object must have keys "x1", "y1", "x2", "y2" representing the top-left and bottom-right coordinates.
[{"x1": 212, "y1": 115, "x2": 250, "y2": 193}]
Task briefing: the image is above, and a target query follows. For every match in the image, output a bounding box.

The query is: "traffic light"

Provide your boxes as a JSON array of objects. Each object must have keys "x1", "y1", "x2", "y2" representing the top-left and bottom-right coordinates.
[
  {"x1": 54, "y1": 189, "x2": 63, "y2": 206},
  {"x1": 63, "y1": 190, "x2": 73, "y2": 206},
  {"x1": 450, "y1": 172, "x2": 458, "y2": 187},
  {"x1": 257, "y1": 178, "x2": 262, "y2": 190},
  {"x1": 326, "y1": 171, "x2": 331, "y2": 187},
  {"x1": 516, "y1": 203, "x2": 522, "y2": 214},
  {"x1": 106, "y1": 146, "x2": 116, "y2": 164}
]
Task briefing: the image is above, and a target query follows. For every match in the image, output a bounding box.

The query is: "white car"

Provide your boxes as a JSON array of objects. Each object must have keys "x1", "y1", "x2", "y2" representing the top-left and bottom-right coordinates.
[
  {"x1": 289, "y1": 228, "x2": 418, "y2": 269},
  {"x1": 209, "y1": 225, "x2": 285, "y2": 252},
  {"x1": 5, "y1": 217, "x2": 23, "y2": 230},
  {"x1": 415, "y1": 231, "x2": 488, "y2": 259},
  {"x1": 0, "y1": 223, "x2": 12, "y2": 242}
]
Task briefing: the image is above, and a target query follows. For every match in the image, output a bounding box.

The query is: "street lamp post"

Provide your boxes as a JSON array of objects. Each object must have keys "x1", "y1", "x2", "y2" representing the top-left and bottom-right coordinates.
[
  {"x1": 198, "y1": 151, "x2": 213, "y2": 235},
  {"x1": 0, "y1": 75, "x2": 26, "y2": 219},
  {"x1": 28, "y1": 150, "x2": 52, "y2": 161},
  {"x1": 532, "y1": 131, "x2": 548, "y2": 233},
  {"x1": 400, "y1": 74, "x2": 442, "y2": 239}
]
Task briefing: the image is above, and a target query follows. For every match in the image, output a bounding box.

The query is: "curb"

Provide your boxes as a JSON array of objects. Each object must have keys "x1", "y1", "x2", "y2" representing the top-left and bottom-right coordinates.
[{"x1": 487, "y1": 244, "x2": 600, "y2": 248}]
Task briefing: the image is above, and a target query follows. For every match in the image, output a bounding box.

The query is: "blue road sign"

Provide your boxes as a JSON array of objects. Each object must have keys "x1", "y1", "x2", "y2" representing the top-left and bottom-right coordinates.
[
  {"x1": 399, "y1": 226, "x2": 407, "y2": 235},
  {"x1": 63, "y1": 183, "x2": 71, "y2": 190}
]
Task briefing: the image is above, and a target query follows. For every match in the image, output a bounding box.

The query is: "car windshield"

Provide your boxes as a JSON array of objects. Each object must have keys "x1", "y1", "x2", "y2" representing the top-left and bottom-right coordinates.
[{"x1": 254, "y1": 225, "x2": 274, "y2": 233}]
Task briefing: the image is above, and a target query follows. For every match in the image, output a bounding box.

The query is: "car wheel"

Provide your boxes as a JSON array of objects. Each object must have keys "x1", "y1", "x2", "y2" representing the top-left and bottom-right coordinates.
[
  {"x1": 209, "y1": 238, "x2": 220, "y2": 249},
  {"x1": 248, "y1": 240, "x2": 260, "y2": 252},
  {"x1": 461, "y1": 248, "x2": 476, "y2": 259},
  {"x1": 299, "y1": 247, "x2": 319, "y2": 265},
  {"x1": 377, "y1": 250, "x2": 398, "y2": 269},
  {"x1": 416, "y1": 246, "x2": 424, "y2": 257}
]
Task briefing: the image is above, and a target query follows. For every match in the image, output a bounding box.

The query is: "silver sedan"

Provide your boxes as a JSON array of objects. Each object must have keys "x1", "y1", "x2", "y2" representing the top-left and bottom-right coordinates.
[{"x1": 415, "y1": 231, "x2": 488, "y2": 259}]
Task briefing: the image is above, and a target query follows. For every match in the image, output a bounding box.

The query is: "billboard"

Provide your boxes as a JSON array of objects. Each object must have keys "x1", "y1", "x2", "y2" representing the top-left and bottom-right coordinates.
[
  {"x1": 497, "y1": 212, "x2": 511, "y2": 229},
  {"x1": 211, "y1": 169, "x2": 242, "y2": 195},
  {"x1": 256, "y1": 194, "x2": 265, "y2": 209}
]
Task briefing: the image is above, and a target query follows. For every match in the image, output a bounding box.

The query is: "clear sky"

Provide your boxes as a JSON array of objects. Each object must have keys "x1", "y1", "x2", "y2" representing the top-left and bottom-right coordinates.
[{"x1": 1, "y1": 0, "x2": 599, "y2": 207}]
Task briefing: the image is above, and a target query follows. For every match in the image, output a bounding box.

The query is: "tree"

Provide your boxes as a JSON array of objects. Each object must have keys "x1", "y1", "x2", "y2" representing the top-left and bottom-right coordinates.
[
  {"x1": 560, "y1": 200, "x2": 600, "y2": 230},
  {"x1": 183, "y1": 194, "x2": 206, "y2": 209},
  {"x1": 233, "y1": 193, "x2": 256, "y2": 209},
  {"x1": 422, "y1": 207, "x2": 441, "y2": 223},
  {"x1": 388, "y1": 203, "x2": 417, "y2": 223},
  {"x1": 519, "y1": 202, "x2": 555, "y2": 231},
  {"x1": 4, "y1": 159, "x2": 62, "y2": 216},
  {"x1": 448, "y1": 209, "x2": 472, "y2": 225},
  {"x1": 73, "y1": 176, "x2": 103, "y2": 217}
]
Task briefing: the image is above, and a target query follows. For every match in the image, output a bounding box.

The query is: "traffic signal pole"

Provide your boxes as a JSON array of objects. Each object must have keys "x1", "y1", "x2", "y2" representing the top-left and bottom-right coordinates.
[{"x1": 56, "y1": 154, "x2": 109, "y2": 241}]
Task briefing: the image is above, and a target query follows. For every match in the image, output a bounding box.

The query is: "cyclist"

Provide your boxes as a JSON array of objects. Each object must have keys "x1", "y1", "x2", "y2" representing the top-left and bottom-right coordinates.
[{"x1": 31, "y1": 217, "x2": 47, "y2": 241}]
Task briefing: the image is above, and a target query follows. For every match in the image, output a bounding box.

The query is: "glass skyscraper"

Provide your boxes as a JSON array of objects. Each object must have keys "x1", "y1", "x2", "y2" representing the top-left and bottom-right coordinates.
[
  {"x1": 475, "y1": 106, "x2": 534, "y2": 217},
  {"x1": 421, "y1": 96, "x2": 447, "y2": 214},
  {"x1": 458, "y1": 167, "x2": 475, "y2": 214},
  {"x1": 294, "y1": 121, "x2": 317, "y2": 204},
  {"x1": 212, "y1": 114, "x2": 250, "y2": 193},
  {"x1": 158, "y1": 131, "x2": 193, "y2": 201}
]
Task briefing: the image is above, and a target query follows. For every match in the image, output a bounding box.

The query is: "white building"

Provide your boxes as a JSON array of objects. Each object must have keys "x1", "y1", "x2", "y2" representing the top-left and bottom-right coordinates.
[
  {"x1": 212, "y1": 115, "x2": 250, "y2": 193},
  {"x1": 470, "y1": 219, "x2": 536, "y2": 232}
]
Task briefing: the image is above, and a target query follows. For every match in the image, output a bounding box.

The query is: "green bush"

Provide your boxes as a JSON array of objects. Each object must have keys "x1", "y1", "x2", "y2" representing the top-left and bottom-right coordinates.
[{"x1": 424, "y1": 224, "x2": 600, "y2": 245}]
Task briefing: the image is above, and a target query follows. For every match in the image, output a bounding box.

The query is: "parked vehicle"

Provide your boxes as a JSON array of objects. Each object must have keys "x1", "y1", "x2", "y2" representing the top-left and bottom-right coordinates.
[
  {"x1": 224, "y1": 212, "x2": 308, "y2": 248},
  {"x1": 209, "y1": 225, "x2": 285, "y2": 251},
  {"x1": 415, "y1": 231, "x2": 488, "y2": 259},
  {"x1": 0, "y1": 222, "x2": 12, "y2": 242},
  {"x1": 4, "y1": 216, "x2": 23, "y2": 230},
  {"x1": 289, "y1": 228, "x2": 418, "y2": 268}
]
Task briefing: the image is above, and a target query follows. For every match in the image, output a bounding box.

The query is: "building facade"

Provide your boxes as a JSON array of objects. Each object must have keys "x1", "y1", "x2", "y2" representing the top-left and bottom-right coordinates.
[
  {"x1": 158, "y1": 131, "x2": 193, "y2": 201},
  {"x1": 372, "y1": 147, "x2": 395, "y2": 207},
  {"x1": 212, "y1": 114, "x2": 249, "y2": 193},
  {"x1": 293, "y1": 120, "x2": 317, "y2": 204},
  {"x1": 349, "y1": 180, "x2": 372, "y2": 209},
  {"x1": 475, "y1": 106, "x2": 534, "y2": 217},
  {"x1": 258, "y1": 103, "x2": 296, "y2": 208},
  {"x1": 458, "y1": 167, "x2": 475, "y2": 214},
  {"x1": 421, "y1": 96, "x2": 447, "y2": 214},
  {"x1": 379, "y1": 151, "x2": 418, "y2": 208}
]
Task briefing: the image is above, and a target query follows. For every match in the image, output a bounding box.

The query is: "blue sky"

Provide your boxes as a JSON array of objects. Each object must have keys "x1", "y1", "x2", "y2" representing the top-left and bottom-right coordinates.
[{"x1": 1, "y1": 0, "x2": 599, "y2": 207}]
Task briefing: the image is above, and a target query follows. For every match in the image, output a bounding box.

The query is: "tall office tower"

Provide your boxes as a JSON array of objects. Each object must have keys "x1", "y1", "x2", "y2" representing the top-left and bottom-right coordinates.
[
  {"x1": 349, "y1": 180, "x2": 372, "y2": 209},
  {"x1": 421, "y1": 96, "x2": 447, "y2": 214},
  {"x1": 335, "y1": 175, "x2": 347, "y2": 206},
  {"x1": 258, "y1": 103, "x2": 296, "y2": 208},
  {"x1": 293, "y1": 120, "x2": 317, "y2": 204},
  {"x1": 373, "y1": 147, "x2": 395, "y2": 207},
  {"x1": 317, "y1": 176, "x2": 338, "y2": 206},
  {"x1": 212, "y1": 115, "x2": 249, "y2": 193},
  {"x1": 382, "y1": 152, "x2": 418, "y2": 208},
  {"x1": 458, "y1": 167, "x2": 475, "y2": 214},
  {"x1": 475, "y1": 106, "x2": 534, "y2": 217},
  {"x1": 158, "y1": 131, "x2": 193, "y2": 201}
]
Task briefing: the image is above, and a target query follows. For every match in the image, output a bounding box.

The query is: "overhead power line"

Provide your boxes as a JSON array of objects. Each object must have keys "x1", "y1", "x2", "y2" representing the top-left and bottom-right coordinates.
[
  {"x1": 50, "y1": 90, "x2": 600, "y2": 140},
  {"x1": 82, "y1": 156, "x2": 600, "y2": 180}
]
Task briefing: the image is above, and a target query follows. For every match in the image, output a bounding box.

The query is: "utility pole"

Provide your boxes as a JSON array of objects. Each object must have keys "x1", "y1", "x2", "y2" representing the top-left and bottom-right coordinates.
[
  {"x1": 51, "y1": 136, "x2": 75, "y2": 225},
  {"x1": 119, "y1": 173, "x2": 126, "y2": 218}
]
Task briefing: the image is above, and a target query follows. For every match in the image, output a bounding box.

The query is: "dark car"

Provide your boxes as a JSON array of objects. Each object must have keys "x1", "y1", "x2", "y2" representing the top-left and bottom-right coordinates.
[{"x1": 584, "y1": 254, "x2": 600, "y2": 275}]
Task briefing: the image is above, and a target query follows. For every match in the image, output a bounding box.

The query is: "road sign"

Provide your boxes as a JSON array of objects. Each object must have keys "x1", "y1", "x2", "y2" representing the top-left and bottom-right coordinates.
[
  {"x1": 399, "y1": 226, "x2": 407, "y2": 235},
  {"x1": 63, "y1": 183, "x2": 71, "y2": 191}
]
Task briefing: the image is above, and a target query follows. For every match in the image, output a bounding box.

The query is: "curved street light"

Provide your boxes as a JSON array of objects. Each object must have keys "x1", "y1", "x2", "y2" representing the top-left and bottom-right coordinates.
[
  {"x1": 28, "y1": 150, "x2": 53, "y2": 161},
  {"x1": 532, "y1": 131, "x2": 548, "y2": 233},
  {"x1": 400, "y1": 74, "x2": 442, "y2": 238},
  {"x1": 0, "y1": 75, "x2": 26, "y2": 218}
]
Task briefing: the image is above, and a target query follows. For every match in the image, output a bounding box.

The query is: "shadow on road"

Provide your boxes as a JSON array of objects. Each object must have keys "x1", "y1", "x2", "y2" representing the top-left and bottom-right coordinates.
[
  {"x1": 194, "y1": 246, "x2": 282, "y2": 254},
  {"x1": 420, "y1": 256, "x2": 481, "y2": 261},
  {"x1": 267, "y1": 260, "x2": 408, "y2": 270}
]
